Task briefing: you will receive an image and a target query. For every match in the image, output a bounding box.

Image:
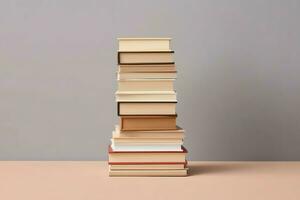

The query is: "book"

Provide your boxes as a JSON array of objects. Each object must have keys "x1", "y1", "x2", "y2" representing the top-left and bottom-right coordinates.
[
  {"x1": 118, "y1": 38, "x2": 171, "y2": 51},
  {"x1": 118, "y1": 51, "x2": 174, "y2": 65},
  {"x1": 111, "y1": 137, "x2": 183, "y2": 151},
  {"x1": 111, "y1": 144, "x2": 183, "y2": 151},
  {"x1": 108, "y1": 145, "x2": 187, "y2": 163},
  {"x1": 109, "y1": 163, "x2": 186, "y2": 170},
  {"x1": 113, "y1": 125, "x2": 185, "y2": 139},
  {"x1": 118, "y1": 79, "x2": 174, "y2": 91},
  {"x1": 117, "y1": 71, "x2": 177, "y2": 79},
  {"x1": 115, "y1": 91, "x2": 177, "y2": 102},
  {"x1": 109, "y1": 168, "x2": 188, "y2": 177},
  {"x1": 120, "y1": 115, "x2": 177, "y2": 131},
  {"x1": 112, "y1": 138, "x2": 183, "y2": 143},
  {"x1": 118, "y1": 102, "x2": 176, "y2": 115},
  {"x1": 119, "y1": 64, "x2": 176, "y2": 73}
]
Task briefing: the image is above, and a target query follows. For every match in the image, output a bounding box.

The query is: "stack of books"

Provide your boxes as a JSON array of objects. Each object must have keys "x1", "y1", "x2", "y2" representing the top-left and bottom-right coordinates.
[{"x1": 109, "y1": 38, "x2": 188, "y2": 176}]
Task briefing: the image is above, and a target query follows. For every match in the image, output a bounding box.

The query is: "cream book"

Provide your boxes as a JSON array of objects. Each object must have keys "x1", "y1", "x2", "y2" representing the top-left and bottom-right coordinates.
[
  {"x1": 117, "y1": 71, "x2": 177, "y2": 79},
  {"x1": 113, "y1": 125, "x2": 185, "y2": 139},
  {"x1": 109, "y1": 168, "x2": 188, "y2": 177},
  {"x1": 108, "y1": 146, "x2": 187, "y2": 163},
  {"x1": 109, "y1": 163, "x2": 186, "y2": 170},
  {"x1": 118, "y1": 79, "x2": 174, "y2": 91},
  {"x1": 115, "y1": 91, "x2": 177, "y2": 102},
  {"x1": 118, "y1": 38, "x2": 171, "y2": 51},
  {"x1": 118, "y1": 51, "x2": 174, "y2": 65},
  {"x1": 118, "y1": 102, "x2": 176, "y2": 115},
  {"x1": 119, "y1": 64, "x2": 176, "y2": 72},
  {"x1": 112, "y1": 138, "x2": 183, "y2": 143}
]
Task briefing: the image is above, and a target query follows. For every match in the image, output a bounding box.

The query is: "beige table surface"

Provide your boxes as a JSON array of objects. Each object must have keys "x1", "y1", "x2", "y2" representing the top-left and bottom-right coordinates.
[{"x1": 0, "y1": 161, "x2": 299, "y2": 200}]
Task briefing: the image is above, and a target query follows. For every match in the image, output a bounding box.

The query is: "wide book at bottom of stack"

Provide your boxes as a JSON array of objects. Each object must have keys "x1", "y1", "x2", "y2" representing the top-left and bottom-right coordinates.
[{"x1": 108, "y1": 146, "x2": 188, "y2": 176}]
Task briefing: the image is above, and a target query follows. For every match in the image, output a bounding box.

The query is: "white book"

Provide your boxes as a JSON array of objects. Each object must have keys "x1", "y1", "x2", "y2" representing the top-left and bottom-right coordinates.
[
  {"x1": 113, "y1": 126, "x2": 185, "y2": 139},
  {"x1": 115, "y1": 91, "x2": 177, "y2": 102},
  {"x1": 111, "y1": 144, "x2": 183, "y2": 152}
]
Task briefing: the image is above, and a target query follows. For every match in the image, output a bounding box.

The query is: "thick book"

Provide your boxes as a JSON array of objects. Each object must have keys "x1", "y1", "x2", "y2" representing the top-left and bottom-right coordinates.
[
  {"x1": 117, "y1": 71, "x2": 177, "y2": 79},
  {"x1": 113, "y1": 125, "x2": 185, "y2": 139},
  {"x1": 118, "y1": 102, "x2": 176, "y2": 115},
  {"x1": 108, "y1": 145, "x2": 187, "y2": 163},
  {"x1": 119, "y1": 64, "x2": 176, "y2": 72},
  {"x1": 115, "y1": 91, "x2": 177, "y2": 102},
  {"x1": 118, "y1": 79, "x2": 174, "y2": 92},
  {"x1": 109, "y1": 168, "x2": 188, "y2": 177},
  {"x1": 118, "y1": 51, "x2": 174, "y2": 65},
  {"x1": 120, "y1": 115, "x2": 177, "y2": 131},
  {"x1": 118, "y1": 38, "x2": 171, "y2": 51}
]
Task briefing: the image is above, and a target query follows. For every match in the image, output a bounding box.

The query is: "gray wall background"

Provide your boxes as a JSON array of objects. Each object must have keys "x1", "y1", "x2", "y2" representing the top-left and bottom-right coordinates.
[{"x1": 1, "y1": 0, "x2": 300, "y2": 160}]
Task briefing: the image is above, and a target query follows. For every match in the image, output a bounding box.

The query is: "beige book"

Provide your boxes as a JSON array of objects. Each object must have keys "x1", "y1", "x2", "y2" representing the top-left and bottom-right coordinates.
[
  {"x1": 111, "y1": 138, "x2": 183, "y2": 143},
  {"x1": 119, "y1": 64, "x2": 176, "y2": 72},
  {"x1": 108, "y1": 148, "x2": 187, "y2": 163},
  {"x1": 118, "y1": 102, "x2": 176, "y2": 115},
  {"x1": 109, "y1": 164, "x2": 185, "y2": 170},
  {"x1": 113, "y1": 125, "x2": 185, "y2": 139},
  {"x1": 118, "y1": 51, "x2": 174, "y2": 65},
  {"x1": 118, "y1": 38, "x2": 171, "y2": 51},
  {"x1": 120, "y1": 115, "x2": 177, "y2": 131},
  {"x1": 118, "y1": 79, "x2": 174, "y2": 91},
  {"x1": 117, "y1": 71, "x2": 177, "y2": 79},
  {"x1": 109, "y1": 153, "x2": 186, "y2": 163},
  {"x1": 109, "y1": 168, "x2": 188, "y2": 177},
  {"x1": 115, "y1": 91, "x2": 177, "y2": 102}
]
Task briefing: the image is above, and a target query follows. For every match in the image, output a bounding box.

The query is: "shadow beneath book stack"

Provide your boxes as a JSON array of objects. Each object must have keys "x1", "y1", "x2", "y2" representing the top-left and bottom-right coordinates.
[{"x1": 188, "y1": 162, "x2": 255, "y2": 176}]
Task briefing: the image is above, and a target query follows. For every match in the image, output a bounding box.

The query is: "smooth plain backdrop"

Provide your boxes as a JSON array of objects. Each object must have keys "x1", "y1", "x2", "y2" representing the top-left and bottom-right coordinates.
[{"x1": 1, "y1": 0, "x2": 300, "y2": 160}]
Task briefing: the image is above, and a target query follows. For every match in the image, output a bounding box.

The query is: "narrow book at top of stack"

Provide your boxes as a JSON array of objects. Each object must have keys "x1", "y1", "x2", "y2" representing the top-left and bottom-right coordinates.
[{"x1": 109, "y1": 38, "x2": 188, "y2": 176}]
